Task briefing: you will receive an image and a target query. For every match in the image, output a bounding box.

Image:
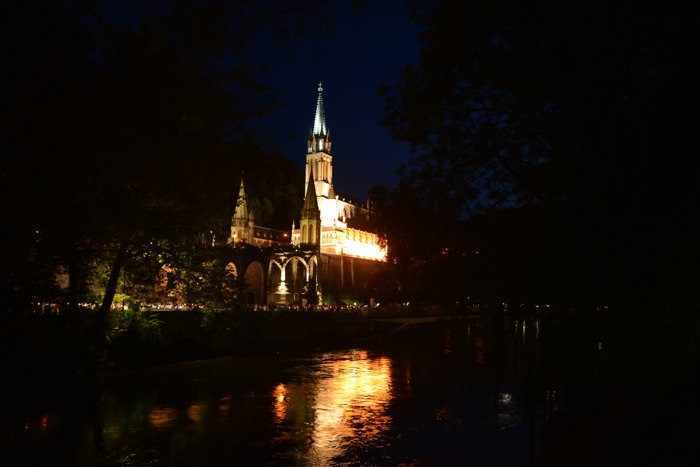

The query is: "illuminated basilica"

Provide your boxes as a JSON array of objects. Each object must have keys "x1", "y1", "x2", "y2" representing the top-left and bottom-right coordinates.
[
  {"x1": 292, "y1": 83, "x2": 386, "y2": 261},
  {"x1": 229, "y1": 83, "x2": 386, "y2": 262},
  {"x1": 226, "y1": 83, "x2": 386, "y2": 304}
]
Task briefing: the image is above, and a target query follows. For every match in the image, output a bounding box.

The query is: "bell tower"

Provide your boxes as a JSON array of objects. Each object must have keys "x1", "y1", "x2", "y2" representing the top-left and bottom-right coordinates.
[{"x1": 305, "y1": 82, "x2": 333, "y2": 199}]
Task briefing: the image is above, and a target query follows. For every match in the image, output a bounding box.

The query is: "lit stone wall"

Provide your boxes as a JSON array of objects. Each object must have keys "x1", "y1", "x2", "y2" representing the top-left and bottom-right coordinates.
[{"x1": 294, "y1": 221, "x2": 387, "y2": 261}]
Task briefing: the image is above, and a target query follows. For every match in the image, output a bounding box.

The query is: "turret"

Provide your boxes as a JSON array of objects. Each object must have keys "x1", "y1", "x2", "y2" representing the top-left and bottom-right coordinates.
[
  {"x1": 230, "y1": 177, "x2": 254, "y2": 244},
  {"x1": 300, "y1": 170, "x2": 321, "y2": 247},
  {"x1": 232, "y1": 179, "x2": 248, "y2": 221}
]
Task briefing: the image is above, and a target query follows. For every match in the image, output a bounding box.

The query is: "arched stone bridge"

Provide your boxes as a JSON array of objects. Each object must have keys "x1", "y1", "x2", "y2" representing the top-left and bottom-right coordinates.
[{"x1": 221, "y1": 246, "x2": 319, "y2": 305}]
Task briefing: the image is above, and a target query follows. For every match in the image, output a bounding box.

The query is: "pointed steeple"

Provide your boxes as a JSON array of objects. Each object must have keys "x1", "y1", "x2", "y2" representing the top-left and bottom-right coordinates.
[
  {"x1": 233, "y1": 178, "x2": 248, "y2": 220},
  {"x1": 302, "y1": 170, "x2": 319, "y2": 215},
  {"x1": 313, "y1": 82, "x2": 327, "y2": 136},
  {"x1": 230, "y1": 176, "x2": 254, "y2": 245},
  {"x1": 300, "y1": 169, "x2": 321, "y2": 246},
  {"x1": 308, "y1": 82, "x2": 332, "y2": 154}
]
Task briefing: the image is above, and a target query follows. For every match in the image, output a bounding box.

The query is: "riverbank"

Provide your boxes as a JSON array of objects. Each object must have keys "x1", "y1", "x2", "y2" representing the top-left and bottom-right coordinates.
[
  {"x1": 1, "y1": 308, "x2": 379, "y2": 377},
  {"x1": 155, "y1": 308, "x2": 375, "y2": 362}
]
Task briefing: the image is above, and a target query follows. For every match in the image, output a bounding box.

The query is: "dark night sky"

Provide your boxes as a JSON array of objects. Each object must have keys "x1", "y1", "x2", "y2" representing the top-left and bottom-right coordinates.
[
  {"x1": 98, "y1": 0, "x2": 421, "y2": 200},
  {"x1": 252, "y1": 1, "x2": 420, "y2": 199}
]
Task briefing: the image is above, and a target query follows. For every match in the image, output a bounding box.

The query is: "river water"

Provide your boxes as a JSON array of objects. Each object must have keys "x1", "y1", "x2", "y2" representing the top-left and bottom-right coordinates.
[{"x1": 3, "y1": 313, "x2": 696, "y2": 466}]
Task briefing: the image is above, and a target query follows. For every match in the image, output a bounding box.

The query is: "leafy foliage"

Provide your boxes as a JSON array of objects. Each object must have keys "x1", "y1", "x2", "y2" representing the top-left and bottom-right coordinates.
[
  {"x1": 178, "y1": 252, "x2": 246, "y2": 311},
  {"x1": 379, "y1": 0, "x2": 700, "y2": 305},
  {"x1": 1, "y1": 1, "x2": 319, "y2": 317}
]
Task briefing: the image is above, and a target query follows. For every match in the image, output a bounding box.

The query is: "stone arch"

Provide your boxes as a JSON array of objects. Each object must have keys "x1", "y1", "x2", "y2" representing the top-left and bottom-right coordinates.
[
  {"x1": 243, "y1": 261, "x2": 264, "y2": 305},
  {"x1": 288, "y1": 257, "x2": 308, "y2": 303},
  {"x1": 309, "y1": 255, "x2": 318, "y2": 279},
  {"x1": 304, "y1": 255, "x2": 320, "y2": 304},
  {"x1": 268, "y1": 259, "x2": 288, "y2": 305},
  {"x1": 292, "y1": 256, "x2": 309, "y2": 272}
]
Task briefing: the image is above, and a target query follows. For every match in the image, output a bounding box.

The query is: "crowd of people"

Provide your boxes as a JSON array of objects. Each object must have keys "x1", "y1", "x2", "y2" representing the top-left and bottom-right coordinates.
[{"x1": 30, "y1": 301, "x2": 456, "y2": 316}]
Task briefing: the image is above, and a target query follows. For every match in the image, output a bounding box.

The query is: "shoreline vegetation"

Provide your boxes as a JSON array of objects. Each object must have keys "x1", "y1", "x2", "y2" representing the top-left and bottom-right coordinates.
[
  {"x1": 1, "y1": 302, "x2": 535, "y2": 378},
  {"x1": 2, "y1": 303, "x2": 458, "y2": 376}
]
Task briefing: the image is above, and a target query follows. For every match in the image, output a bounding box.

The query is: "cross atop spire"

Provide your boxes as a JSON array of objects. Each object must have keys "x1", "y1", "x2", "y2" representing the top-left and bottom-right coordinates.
[{"x1": 308, "y1": 82, "x2": 331, "y2": 154}]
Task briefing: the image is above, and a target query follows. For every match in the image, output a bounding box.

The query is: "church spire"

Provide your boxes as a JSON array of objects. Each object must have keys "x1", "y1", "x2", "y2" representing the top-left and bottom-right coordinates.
[
  {"x1": 308, "y1": 82, "x2": 331, "y2": 154},
  {"x1": 313, "y1": 82, "x2": 327, "y2": 136},
  {"x1": 233, "y1": 178, "x2": 248, "y2": 220},
  {"x1": 302, "y1": 170, "x2": 319, "y2": 214},
  {"x1": 230, "y1": 177, "x2": 254, "y2": 244},
  {"x1": 300, "y1": 169, "x2": 321, "y2": 246}
]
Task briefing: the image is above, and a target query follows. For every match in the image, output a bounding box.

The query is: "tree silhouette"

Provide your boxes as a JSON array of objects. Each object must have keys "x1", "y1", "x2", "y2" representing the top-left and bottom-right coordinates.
[
  {"x1": 380, "y1": 0, "x2": 700, "y2": 305},
  {"x1": 1, "y1": 1, "x2": 324, "y2": 322}
]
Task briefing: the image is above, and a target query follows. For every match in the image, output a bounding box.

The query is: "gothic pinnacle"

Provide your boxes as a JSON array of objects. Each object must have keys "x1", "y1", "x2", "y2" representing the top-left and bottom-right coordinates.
[{"x1": 312, "y1": 82, "x2": 327, "y2": 137}]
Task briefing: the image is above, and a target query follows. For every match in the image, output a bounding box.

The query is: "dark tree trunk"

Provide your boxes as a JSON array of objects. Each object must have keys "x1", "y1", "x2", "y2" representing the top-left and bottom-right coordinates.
[{"x1": 94, "y1": 241, "x2": 130, "y2": 350}]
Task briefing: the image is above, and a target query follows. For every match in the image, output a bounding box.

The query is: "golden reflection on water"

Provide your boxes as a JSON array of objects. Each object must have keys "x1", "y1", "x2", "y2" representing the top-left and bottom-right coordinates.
[
  {"x1": 187, "y1": 402, "x2": 202, "y2": 423},
  {"x1": 40, "y1": 413, "x2": 49, "y2": 431},
  {"x1": 148, "y1": 407, "x2": 177, "y2": 429},
  {"x1": 305, "y1": 350, "x2": 394, "y2": 465},
  {"x1": 218, "y1": 394, "x2": 231, "y2": 418},
  {"x1": 272, "y1": 383, "x2": 289, "y2": 424}
]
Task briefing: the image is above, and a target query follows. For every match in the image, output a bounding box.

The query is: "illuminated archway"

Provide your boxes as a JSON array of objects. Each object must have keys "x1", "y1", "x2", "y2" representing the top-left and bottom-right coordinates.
[
  {"x1": 307, "y1": 255, "x2": 320, "y2": 303},
  {"x1": 268, "y1": 259, "x2": 288, "y2": 304},
  {"x1": 267, "y1": 250, "x2": 320, "y2": 305},
  {"x1": 309, "y1": 255, "x2": 318, "y2": 280},
  {"x1": 288, "y1": 257, "x2": 308, "y2": 303}
]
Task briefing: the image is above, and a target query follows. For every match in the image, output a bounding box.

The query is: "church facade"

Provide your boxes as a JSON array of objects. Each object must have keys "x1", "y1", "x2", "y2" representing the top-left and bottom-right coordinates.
[
  {"x1": 226, "y1": 83, "x2": 386, "y2": 305},
  {"x1": 291, "y1": 83, "x2": 387, "y2": 261}
]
